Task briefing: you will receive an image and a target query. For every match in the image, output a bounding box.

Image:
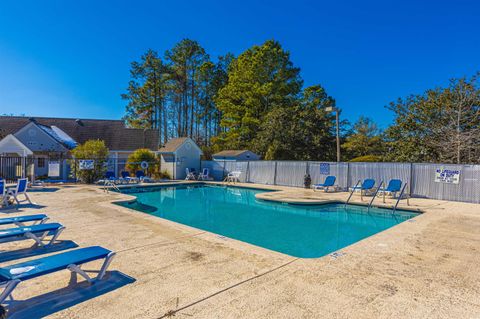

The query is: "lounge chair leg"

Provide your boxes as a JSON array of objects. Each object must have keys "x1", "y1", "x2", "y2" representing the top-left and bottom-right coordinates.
[
  {"x1": 0, "y1": 280, "x2": 20, "y2": 304},
  {"x1": 68, "y1": 264, "x2": 94, "y2": 283},
  {"x1": 48, "y1": 226, "x2": 65, "y2": 245},
  {"x1": 25, "y1": 231, "x2": 45, "y2": 246},
  {"x1": 97, "y1": 252, "x2": 116, "y2": 281},
  {"x1": 24, "y1": 193, "x2": 34, "y2": 205}
]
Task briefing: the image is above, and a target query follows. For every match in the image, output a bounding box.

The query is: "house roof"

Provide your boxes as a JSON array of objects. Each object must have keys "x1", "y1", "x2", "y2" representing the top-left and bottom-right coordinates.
[
  {"x1": 0, "y1": 134, "x2": 33, "y2": 156},
  {"x1": 35, "y1": 123, "x2": 77, "y2": 150},
  {"x1": 0, "y1": 116, "x2": 159, "y2": 151},
  {"x1": 158, "y1": 137, "x2": 190, "y2": 153}
]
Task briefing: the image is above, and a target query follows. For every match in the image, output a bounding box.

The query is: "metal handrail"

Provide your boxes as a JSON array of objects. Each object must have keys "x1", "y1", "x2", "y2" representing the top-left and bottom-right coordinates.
[
  {"x1": 103, "y1": 180, "x2": 121, "y2": 193},
  {"x1": 368, "y1": 180, "x2": 383, "y2": 211},
  {"x1": 345, "y1": 180, "x2": 361, "y2": 208},
  {"x1": 393, "y1": 182, "x2": 408, "y2": 212}
]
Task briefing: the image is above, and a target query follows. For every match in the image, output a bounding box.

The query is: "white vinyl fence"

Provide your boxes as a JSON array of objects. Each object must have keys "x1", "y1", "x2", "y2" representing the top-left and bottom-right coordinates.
[{"x1": 201, "y1": 160, "x2": 480, "y2": 204}]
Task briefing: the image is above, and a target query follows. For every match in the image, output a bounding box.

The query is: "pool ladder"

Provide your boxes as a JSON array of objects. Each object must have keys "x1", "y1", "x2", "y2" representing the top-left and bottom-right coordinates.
[
  {"x1": 344, "y1": 180, "x2": 361, "y2": 208},
  {"x1": 367, "y1": 180, "x2": 384, "y2": 211},
  {"x1": 103, "y1": 180, "x2": 121, "y2": 193},
  {"x1": 393, "y1": 182, "x2": 409, "y2": 212}
]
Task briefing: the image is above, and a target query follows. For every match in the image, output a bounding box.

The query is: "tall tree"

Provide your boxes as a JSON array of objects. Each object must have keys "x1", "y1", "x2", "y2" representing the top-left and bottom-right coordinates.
[
  {"x1": 214, "y1": 40, "x2": 303, "y2": 151},
  {"x1": 122, "y1": 49, "x2": 170, "y2": 143},
  {"x1": 165, "y1": 39, "x2": 208, "y2": 139},
  {"x1": 342, "y1": 116, "x2": 384, "y2": 161},
  {"x1": 254, "y1": 85, "x2": 337, "y2": 160},
  {"x1": 385, "y1": 72, "x2": 480, "y2": 163}
]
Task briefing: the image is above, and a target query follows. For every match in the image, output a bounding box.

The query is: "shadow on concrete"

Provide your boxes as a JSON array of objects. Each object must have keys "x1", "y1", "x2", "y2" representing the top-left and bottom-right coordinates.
[
  {"x1": 0, "y1": 203, "x2": 48, "y2": 213},
  {"x1": 28, "y1": 187, "x2": 61, "y2": 193},
  {"x1": 0, "y1": 240, "x2": 79, "y2": 263},
  {"x1": 6, "y1": 271, "x2": 136, "y2": 319}
]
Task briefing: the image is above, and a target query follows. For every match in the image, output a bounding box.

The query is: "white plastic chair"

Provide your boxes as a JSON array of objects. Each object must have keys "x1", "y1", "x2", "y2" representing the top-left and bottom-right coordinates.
[
  {"x1": 198, "y1": 168, "x2": 210, "y2": 180},
  {"x1": 225, "y1": 171, "x2": 241, "y2": 183}
]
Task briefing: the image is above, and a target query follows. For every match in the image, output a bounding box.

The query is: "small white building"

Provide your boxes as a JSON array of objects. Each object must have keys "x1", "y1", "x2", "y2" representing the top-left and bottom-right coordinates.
[
  {"x1": 212, "y1": 150, "x2": 260, "y2": 162},
  {"x1": 158, "y1": 137, "x2": 203, "y2": 179}
]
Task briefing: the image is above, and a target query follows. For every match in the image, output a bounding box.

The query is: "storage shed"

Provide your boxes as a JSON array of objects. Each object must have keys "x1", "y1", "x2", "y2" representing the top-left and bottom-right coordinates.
[{"x1": 158, "y1": 137, "x2": 203, "y2": 179}]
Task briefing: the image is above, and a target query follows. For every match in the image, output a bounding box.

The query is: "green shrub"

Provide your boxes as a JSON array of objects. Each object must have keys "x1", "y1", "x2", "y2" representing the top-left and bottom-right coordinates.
[
  {"x1": 157, "y1": 170, "x2": 172, "y2": 180},
  {"x1": 348, "y1": 155, "x2": 383, "y2": 162},
  {"x1": 126, "y1": 149, "x2": 158, "y2": 175},
  {"x1": 71, "y1": 140, "x2": 109, "y2": 184}
]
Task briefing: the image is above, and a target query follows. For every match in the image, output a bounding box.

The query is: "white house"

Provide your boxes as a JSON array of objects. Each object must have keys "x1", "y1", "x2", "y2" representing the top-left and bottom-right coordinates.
[
  {"x1": 158, "y1": 137, "x2": 203, "y2": 179},
  {"x1": 0, "y1": 116, "x2": 159, "y2": 180},
  {"x1": 212, "y1": 150, "x2": 260, "y2": 161}
]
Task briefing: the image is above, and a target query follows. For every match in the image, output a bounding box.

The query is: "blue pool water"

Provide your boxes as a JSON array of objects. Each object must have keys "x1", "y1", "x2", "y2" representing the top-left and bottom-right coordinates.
[{"x1": 118, "y1": 184, "x2": 418, "y2": 258}]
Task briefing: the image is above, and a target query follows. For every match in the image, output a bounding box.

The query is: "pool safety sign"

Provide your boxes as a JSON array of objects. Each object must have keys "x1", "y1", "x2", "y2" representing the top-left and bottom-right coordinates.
[
  {"x1": 320, "y1": 163, "x2": 330, "y2": 175},
  {"x1": 434, "y1": 168, "x2": 461, "y2": 184},
  {"x1": 79, "y1": 160, "x2": 95, "y2": 170}
]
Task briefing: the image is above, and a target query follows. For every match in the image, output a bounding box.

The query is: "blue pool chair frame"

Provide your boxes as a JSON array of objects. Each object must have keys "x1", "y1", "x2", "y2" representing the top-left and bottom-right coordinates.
[
  {"x1": 0, "y1": 246, "x2": 116, "y2": 305},
  {"x1": 0, "y1": 180, "x2": 8, "y2": 208},
  {"x1": 0, "y1": 223, "x2": 65, "y2": 247},
  {"x1": 379, "y1": 179, "x2": 403, "y2": 199},
  {"x1": 7, "y1": 178, "x2": 33, "y2": 207},
  {"x1": 0, "y1": 214, "x2": 49, "y2": 227},
  {"x1": 312, "y1": 176, "x2": 337, "y2": 192}
]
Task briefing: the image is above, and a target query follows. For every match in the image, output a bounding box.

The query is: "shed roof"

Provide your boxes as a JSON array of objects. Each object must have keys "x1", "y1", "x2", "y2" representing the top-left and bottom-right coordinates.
[{"x1": 158, "y1": 137, "x2": 202, "y2": 153}]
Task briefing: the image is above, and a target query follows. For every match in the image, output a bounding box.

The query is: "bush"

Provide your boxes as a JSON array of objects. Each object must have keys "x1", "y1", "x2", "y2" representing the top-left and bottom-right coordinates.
[
  {"x1": 157, "y1": 170, "x2": 172, "y2": 180},
  {"x1": 71, "y1": 140, "x2": 109, "y2": 184},
  {"x1": 126, "y1": 149, "x2": 157, "y2": 175},
  {"x1": 348, "y1": 155, "x2": 383, "y2": 162}
]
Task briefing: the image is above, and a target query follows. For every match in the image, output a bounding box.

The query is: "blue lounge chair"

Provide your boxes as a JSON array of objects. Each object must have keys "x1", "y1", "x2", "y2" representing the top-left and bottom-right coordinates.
[
  {"x1": 136, "y1": 170, "x2": 153, "y2": 183},
  {"x1": 0, "y1": 180, "x2": 8, "y2": 207},
  {"x1": 7, "y1": 178, "x2": 33, "y2": 207},
  {"x1": 350, "y1": 179, "x2": 376, "y2": 200},
  {"x1": 0, "y1": 214, "x2": 49, "y2": 227},
  {"x1": 312, "y1": 176, "x2": 336, "y2": 192},
  {"x1": 379, "y1": 179, "x2": 403, "y2": 198},
  {"x1": 0, "y1": 223, "x2": 64, "y2": 246},
  {"x1": 120, "y1": 171, "x2": 135, "y2": 184},
  {"x1": 0, "y1": 246, "x2": 116, "y2": 304}
]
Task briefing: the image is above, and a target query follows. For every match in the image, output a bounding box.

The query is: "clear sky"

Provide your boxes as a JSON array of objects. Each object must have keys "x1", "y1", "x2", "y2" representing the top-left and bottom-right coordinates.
[{"x1": 0, "y1": 0, "x2": 479, "y2": 127}]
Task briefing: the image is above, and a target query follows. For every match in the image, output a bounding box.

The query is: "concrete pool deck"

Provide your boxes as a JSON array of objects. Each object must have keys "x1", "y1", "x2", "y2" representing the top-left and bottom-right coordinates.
[{"x1": 1, "y1": 182, "x2": 479, "y2": 318}]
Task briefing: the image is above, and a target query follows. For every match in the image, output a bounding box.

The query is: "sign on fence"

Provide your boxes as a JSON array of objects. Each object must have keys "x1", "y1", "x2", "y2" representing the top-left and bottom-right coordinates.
[
  {"x1": 79, "y1": 160, "x2": 95, "y2": 170},
  {"x1": 48, "y1": 161, "x2": 60, "y2": 177},
  {"x1": 320, "y1": 163, "x2": 330, "y2": 175},
  {"x1": 434, "y1": 168, "x2": 461, "y2": 184}
]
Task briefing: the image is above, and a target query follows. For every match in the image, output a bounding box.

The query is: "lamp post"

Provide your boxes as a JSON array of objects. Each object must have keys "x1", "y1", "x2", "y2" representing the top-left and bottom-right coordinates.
[{"x1": 325, "y1": 106, "x2": 340, "y2": 162}]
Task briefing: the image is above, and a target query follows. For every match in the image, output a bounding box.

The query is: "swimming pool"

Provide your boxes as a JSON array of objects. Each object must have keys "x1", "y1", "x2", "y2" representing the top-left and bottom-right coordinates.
[{"x1": 117, "y1": 184, "x2": 419, "y2": 258}]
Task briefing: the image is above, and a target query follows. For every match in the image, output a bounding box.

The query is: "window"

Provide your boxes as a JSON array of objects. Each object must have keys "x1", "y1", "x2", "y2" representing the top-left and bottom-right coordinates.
[{"x1": 37, "y1": 158, "x2": 45, "y2": 168}]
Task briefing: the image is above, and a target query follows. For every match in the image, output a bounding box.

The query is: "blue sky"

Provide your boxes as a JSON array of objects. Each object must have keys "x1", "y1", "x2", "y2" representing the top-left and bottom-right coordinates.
[{"x1": 0, "y1": 0, "x2": 479, "y2": 127}]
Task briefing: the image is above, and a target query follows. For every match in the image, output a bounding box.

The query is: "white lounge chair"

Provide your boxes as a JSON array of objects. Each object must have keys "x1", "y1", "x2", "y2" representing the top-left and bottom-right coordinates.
[
  {"x1": 185, "y1": 168, "x2": 196, "y2": 180},
  {"x1": 7, "y1": 178, "x2": 33, "y2": 207},
  {"x1": 225, "y1": 171, "x2": 241, "y2": 183},
  {"x1": 198, "y1": 168, "x2": 210, "y2": 181}
]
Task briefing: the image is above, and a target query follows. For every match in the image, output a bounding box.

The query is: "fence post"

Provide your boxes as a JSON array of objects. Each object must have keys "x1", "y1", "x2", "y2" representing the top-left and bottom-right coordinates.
[
  {"x1": 346, "y1": 162, "x2": 351, "y2": 190},
  {"x1": 246, "y1": 161, "x2": 250, "y2": 183},
  {"x1": 273, "y1": 161, "x2": 278, "y2": 185},
  {"x1": 409, "y1": 162, "x2": 414, "y2": 197},
  {"x1": 222, "y1": 160, "x2": 226, "y2": 180}
]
